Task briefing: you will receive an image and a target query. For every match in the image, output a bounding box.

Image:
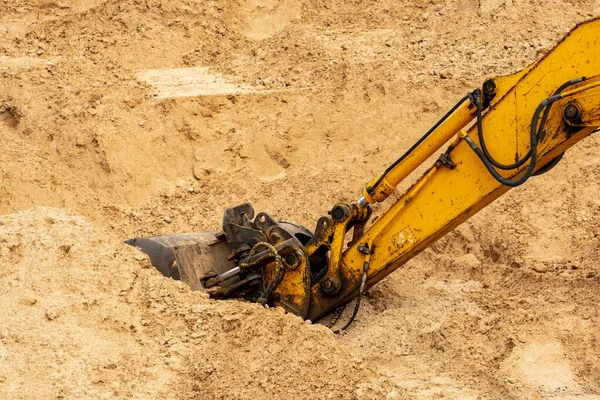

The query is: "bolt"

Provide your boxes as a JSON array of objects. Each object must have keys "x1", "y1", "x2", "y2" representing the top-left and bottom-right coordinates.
[
  {"x1": 284, "y1": 253, "x2": 299, "y2": 269},
  {"x1": 482, "y1": 79, "x2": 497, "y2": 104},
  {"x1": 483, "y1": 79, "x2": 496, "y2": 95},
  {"x1": 320, "y1": 277, "x2": 339, "y2": 294},
  {"x1": 564, "y1": 104, "x2": 580, "y2": 120},
  {"x1": 329, "y1": 205, "x2": 349, "y2": 222}
]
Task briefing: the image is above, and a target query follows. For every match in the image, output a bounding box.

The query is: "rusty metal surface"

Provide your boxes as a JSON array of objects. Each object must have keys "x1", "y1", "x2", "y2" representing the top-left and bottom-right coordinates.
[{"x1": 126, "y1": 232, "x2": 236, "y2": 291}]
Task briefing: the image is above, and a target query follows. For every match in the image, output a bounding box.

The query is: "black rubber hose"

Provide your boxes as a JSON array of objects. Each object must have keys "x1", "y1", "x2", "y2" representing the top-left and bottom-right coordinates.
[
  {"x1": 333, "y1": 260, "x2": 370, "y2": 333},
  {"x1": 474, "y1": 92, "x2": 529, "y2": 170},
  {"x1": 465, "y1": 94, "x2": 563, "y2": 187},
  {"x1": 367, "y1": 93, "x2": 471, "y2": 195},
  {"x1": 476, "y1": 77, "x2": 586, "y2": 170}
]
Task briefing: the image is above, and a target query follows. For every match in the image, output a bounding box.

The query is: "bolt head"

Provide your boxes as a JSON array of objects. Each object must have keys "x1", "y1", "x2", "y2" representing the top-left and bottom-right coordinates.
[
  {"x1": 320, "y1": 277, "x2": 339, "y2": 294},
  {"x1": 285, "y1": 254, "x2": 296, "y2": 264},
  {"x1": 564, "y1": 104, "x2": 580, "y2": 120},
  {"x1": 284, "y1": 253, "x2": 300, "y2": 269},
  {"x1": 330, "y1": 205, "x2": 348, "y2": 222},
  {"x1": 483, "y1": 79, "x2": 496, "y2": 95}
]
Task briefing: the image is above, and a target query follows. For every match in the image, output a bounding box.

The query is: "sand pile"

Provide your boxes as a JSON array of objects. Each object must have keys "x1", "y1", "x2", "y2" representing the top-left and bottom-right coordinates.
[
  {"x1": 0, "y1": 207, "x2": 396, "y2": 399},
  {"x1": 1, "y1": 0, "x2": 600, "y2": 398}
]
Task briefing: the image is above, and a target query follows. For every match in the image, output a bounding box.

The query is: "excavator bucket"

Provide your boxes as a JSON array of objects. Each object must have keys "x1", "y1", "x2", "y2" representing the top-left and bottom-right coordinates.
[
  {"x1": 125, "y1": 203, "x2": 322, "y2": 318},
  {"x1": 126, "y1": 233, "x2": 237, "y2": 293}
]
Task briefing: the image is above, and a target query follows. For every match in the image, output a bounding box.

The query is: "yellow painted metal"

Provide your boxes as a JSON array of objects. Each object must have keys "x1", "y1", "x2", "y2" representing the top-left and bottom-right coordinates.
[
  {"x1": 271, "y1": 247, "x2": 312, "y2": 318},
  {"x1": 307, "y1": 17, "x2": 600, "y2": 321},
  {"x1": 361, "y1": 101, "x2": 477, "y2": 204},
  {"x1": 320, "y1": 220, "x2": 350, "y2": 291}
]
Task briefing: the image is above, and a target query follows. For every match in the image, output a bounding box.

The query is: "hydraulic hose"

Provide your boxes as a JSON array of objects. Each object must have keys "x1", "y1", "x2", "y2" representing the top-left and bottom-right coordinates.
[
  {"x1": 248, "y1": 242, "x2": 287, "y2": 305},
  {"x1": 367, "y1": 93, "x2": 471, "y2": 195},
  {"x1": 333, "y1": 260, "x2": 370, "y2": 333},
  {"x1": 465, "y1": 95, "x2": 563, "y2": 187},
  {"x1": 475, "y1": 77, "x2": 586, "y2": 170}
]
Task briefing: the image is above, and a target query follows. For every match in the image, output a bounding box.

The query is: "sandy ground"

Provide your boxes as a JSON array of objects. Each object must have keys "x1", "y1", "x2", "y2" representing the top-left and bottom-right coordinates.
[{"x1": 1, "y1": 0, "x2": 600, "y2": 399}]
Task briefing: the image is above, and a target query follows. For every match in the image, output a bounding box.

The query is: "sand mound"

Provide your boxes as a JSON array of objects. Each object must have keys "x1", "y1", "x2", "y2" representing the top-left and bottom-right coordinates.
[{"x1": 0, "y1": 207, "x2": 396, "y2": 399}]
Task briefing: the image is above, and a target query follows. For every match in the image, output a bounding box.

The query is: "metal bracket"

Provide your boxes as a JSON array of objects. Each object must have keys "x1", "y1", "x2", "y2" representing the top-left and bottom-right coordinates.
[
  {"x1": 357, "y1": 243, "x2": 373, "y2": 255},
  {"x1": 438, "y1": 153, "x2": 456, "y2": 169}
]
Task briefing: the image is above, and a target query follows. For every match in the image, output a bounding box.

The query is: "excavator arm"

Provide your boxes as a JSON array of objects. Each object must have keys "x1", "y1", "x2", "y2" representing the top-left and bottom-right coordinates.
[
  {"x1": 307, "y1": 18, "x2": 600, "y2": 321},
  {"x1": 128, "y1": 18, "x2": 600, "y2": 325}
]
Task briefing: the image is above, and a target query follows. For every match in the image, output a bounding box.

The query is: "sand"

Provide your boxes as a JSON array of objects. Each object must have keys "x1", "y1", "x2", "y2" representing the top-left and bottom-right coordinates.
[{"x1": 1, "y1": 0, "x2": 599, "y2": 398}]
